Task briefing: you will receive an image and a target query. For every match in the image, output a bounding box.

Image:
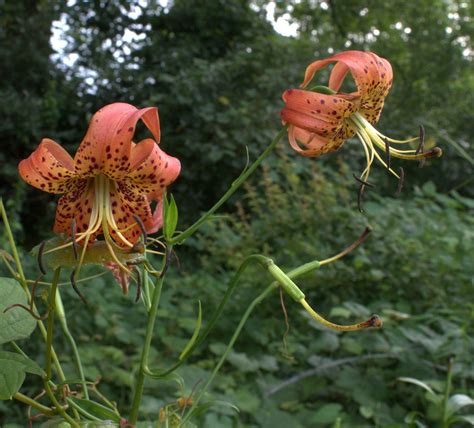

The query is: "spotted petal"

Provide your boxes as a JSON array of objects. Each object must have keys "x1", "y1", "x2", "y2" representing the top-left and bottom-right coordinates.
[
  {"x1": 53, "y1": 180, "x2": 96, "y2": 236},
  {"x1": 19, "y1": 139, "x2": 76, "y2": 194},
  {"x1": 301, "y1": 51, "x2": 393, "y2": 124},
  {"x1": 128, "y1": 138, "x2": 181, "y2": 200},
  {"x1": 74, "y1": 103, "x2": 161, "y2": 179}
]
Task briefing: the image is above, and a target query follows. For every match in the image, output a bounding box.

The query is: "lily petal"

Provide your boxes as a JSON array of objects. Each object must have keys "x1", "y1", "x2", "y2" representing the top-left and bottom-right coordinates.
[
  {"x1": 19, "y1": 139, "x2": 76, "y2": 194},
  {"x1": 128, "y1": 138, "x2": 181, "y2": 200},
  {"x1": 53, "y1": 180, "x2": 96, "y2": 236},
  {"x1": 282, "y1": 89, "x2": 356, "y2": 134},
  {"x1": 74, "y1": 103, "x2": 161, "y2": 179},
  {"x1": 301, "y1": 51, "x2": 393, "y2": 124}
]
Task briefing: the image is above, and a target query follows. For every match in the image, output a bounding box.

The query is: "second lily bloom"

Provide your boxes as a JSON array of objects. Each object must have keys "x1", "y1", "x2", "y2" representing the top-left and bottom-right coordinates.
[{"x1": 281, "y1": 50, "x2": 442, "y2": 182}]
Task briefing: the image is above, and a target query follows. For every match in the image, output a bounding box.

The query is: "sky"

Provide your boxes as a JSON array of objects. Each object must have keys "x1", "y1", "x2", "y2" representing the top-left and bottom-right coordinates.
[{"x1": 50, "y1": 1, "x2": 298, "y2": 68}]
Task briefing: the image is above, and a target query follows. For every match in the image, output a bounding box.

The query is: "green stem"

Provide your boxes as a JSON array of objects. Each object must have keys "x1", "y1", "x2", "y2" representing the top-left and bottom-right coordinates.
[
  {"x1": 43, "y1": 270, "x2": 81, "y2": 422},
  {"x1": 45, "y1": 268, "x2": 61, "y2": 381},
  {"x1": 180, "y1": 283, "x2": 278, "y2": 426},
  {"x1": 0, "y1": 200, "x2": 66, "y2": 382},
  {"x1": 169, "y1": 127, "x2": 287, "y2": 245},
  {"x1": 55, "y1": 288, "x2": 89, "y2": 399},
  {"x1": 13, "y1": 392, "x2": 55, "y2": 416},
  {"x1": 45, "y1": 382, "x2": 80, "y2": 428},
  {"x1": 129, "y1": 251, "x2": 169, "y2": 424},
  {"x1": 148, "y1": 254, "x2": 322, "y2": 378}
]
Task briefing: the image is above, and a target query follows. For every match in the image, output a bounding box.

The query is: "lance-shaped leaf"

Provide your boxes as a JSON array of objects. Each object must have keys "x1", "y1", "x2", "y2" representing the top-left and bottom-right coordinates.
[{"x1": 0, "y1": 277, "x2": 37, "y2": 345}]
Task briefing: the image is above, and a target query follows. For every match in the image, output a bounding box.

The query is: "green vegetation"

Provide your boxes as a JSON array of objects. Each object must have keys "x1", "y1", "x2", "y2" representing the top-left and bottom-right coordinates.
[{"x1": 0, "y1": 0, "x2": 472, "y2": 427}]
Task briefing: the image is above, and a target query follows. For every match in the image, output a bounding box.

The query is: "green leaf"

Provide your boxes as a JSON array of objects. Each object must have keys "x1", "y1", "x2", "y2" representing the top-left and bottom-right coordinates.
[
  {"x1": 164, "y1": 194, "x2": 179, "y2": 240},
  {"x1": 446, "y1": 394, "x2": 474, "y2": 418},
  {"x1": 311, "y1": 403, "x2": 343, "y2": 423},
  {"x1": 0, "y1": 277, "x2": 37, "y2": 344},
  {"x1": 0, "y1": 351, "x2": 43, "y2": 399},
  {"x1": 397, "y1": 377, "x2": 437, "y2": 396},
  {"x1": 68, "y1": 397, "x2": 121, "y2": 422},
  {"x1": 451, "y1": 415, "x2": 474, "y2": 425}
]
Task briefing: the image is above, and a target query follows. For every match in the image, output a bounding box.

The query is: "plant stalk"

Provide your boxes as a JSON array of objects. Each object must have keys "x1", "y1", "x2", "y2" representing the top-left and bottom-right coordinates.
[{"x1": 170, "y1": 127, "x2": 287, "y2": 245}]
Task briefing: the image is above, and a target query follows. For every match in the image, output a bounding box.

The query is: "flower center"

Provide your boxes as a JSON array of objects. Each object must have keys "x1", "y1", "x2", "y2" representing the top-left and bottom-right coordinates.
[{"x1": 73, "y1": 174, "x2": 135, "y2": 273}]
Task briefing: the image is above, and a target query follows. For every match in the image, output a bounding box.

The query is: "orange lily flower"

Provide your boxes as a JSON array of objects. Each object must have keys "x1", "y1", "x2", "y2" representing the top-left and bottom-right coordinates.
[
  {"x1": 19, "y1": 103, "x2": 180, "y2": 269},
  {"x1": 281, "y1": 50, "x2": 441, "y2": 182}
]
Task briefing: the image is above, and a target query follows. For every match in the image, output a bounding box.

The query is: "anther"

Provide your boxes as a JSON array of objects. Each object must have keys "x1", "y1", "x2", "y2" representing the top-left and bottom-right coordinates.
[
  {"x1": 4, "y1": 276, "x2": 49, "y2": 320},
  {"x1": 353, "y1": 173, "x2": 374, "y2": 188},
  {"x1": 37, "y1": 241, "x2": 47, "y2": 275},
  {"x1": 70, "y1": 270, "x2": 88, "y2": 305},
  {"x1": 133, "y1": 214, "x2": 148, "y2": 242},
  {"x1": 134, "y1": 267, "x2": 142, "y2": 303},
  {"x1": 416, "y1": 125, "x2": 425, "y2": 155},
  {"x1": 357, "y1": 184, "x2": 365, "y2": 213},
  {"x1": 416, "y1": 125, "x2": 426, "y2": 168},
  {"x1": 395, "y1": 167, "x2": 405, "y2": 196},
  {"x1": 4, "y1": 303, "x2": 49, "y2": 321},
  {"x1": 71, "y1": 219, "x2": 78, "y2": 260},
  {"x1": 384, "y1": 138, "x2": 391, "y2": 171},
  {"x1": 160, "y1": 246, "x2": 172, "y2": 278}
]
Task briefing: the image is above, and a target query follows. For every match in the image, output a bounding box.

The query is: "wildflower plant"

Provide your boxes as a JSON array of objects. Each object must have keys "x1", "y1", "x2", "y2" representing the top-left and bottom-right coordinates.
[{"x1": 0, "y1": 51, "x2": 441, "y2": 427}]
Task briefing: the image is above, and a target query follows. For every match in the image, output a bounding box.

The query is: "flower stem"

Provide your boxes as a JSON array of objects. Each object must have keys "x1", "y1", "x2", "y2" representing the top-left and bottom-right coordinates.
[
  {"x1": 129, "y1": 249, "x2": 170, "y2": 424},
  {"x1": 45, "y1": 268, "x2": 61, "y2": 382},
  {"x1": 0, "y1": 200, "x2": 66, "y2": 382},
  {"x1": 169, "y1": 127, "x2": 287, "y2": 245},
  {"x1": 55, "y1": 288, "x2": 89, "y2": 399},
  {"x1": 180, "y1": 283, "x2": 278, "y2": 426},
  {"x1": 13, "y1": 392, "x2": 55, "y2": 416}
]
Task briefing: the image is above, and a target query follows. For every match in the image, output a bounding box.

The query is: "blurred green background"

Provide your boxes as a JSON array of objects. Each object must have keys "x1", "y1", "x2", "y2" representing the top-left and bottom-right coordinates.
[{"x1": 0, "y1": 0, "x2": 473, "y2": 427}]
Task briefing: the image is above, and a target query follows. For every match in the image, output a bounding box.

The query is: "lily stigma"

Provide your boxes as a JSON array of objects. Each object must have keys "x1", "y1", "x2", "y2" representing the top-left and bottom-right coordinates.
[
  {"x1": 19, "y1": 103, "x2": 180, "y2": 278},
  {"x1": 281, "y1": 50, "x2": 442, "y2": 185}
]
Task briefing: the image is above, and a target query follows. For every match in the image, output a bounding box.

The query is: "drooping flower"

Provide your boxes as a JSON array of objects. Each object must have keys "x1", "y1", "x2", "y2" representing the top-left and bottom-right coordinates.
[
  {"x1": 281, "y1": 50, "x2": 441, "y2": 182},
  {"x1": 19, "y1": 103, "x2": 180, "y2": 269}
]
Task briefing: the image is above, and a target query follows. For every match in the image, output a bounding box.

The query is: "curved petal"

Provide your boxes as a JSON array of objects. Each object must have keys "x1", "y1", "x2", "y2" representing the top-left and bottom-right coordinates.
[
  {"x1": 281, "y1": 89, "x2": 356, "y2": 140},
  {"x1": 287, "y1": 125, "x2": 348, "y2": 157},
  {"x1": 53, "y1": 179, "x2": 96, "y2": 236},
  {"x1": 301, "y1": 51, "x2": 393, "y2": 124},
  {"x1": 74, "y1": 103, "x2": 161, "y2": 179},
  {"x1": 128, "y1": 138, "x2": 181, "y2": 200},
  {"x1": 19, "y1": 138, "x2": 77, "y2": 194}
]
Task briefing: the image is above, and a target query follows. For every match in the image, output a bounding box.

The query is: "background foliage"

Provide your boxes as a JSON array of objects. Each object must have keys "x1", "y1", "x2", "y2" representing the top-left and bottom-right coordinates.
[{"x1": 0, "y1": 0, "x2": 473, "y2": 427}]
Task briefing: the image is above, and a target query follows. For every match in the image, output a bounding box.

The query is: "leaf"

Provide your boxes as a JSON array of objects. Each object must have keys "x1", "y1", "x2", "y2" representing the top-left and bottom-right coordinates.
[
  {"x1": 68, "y1": 397, "x2": 121, "y2": 422},
  {"x1": 451, "y1": 415, "x2": 474, "y2": 425},
  {"x1": 397, "y1": 377, "x2": 437, "y2": 396},
  {"x1": 446, "y1": 394, "x2": 474, "y2": 418},
  {"x1": 179, "y1": 300, "x2": 202, "y2": 360},
  {"x1": 311, "y1": 403, "x2": 343, "y2": 423},
  {"x1": 164, "y1": 194, "x2": 178, "y2": 240},
  {"x1": 0, "y1": 351, "x2": 43, "y2": 399},
  {"x1": 0, "y1": 277, "x2": 37, "y2": 344}
]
